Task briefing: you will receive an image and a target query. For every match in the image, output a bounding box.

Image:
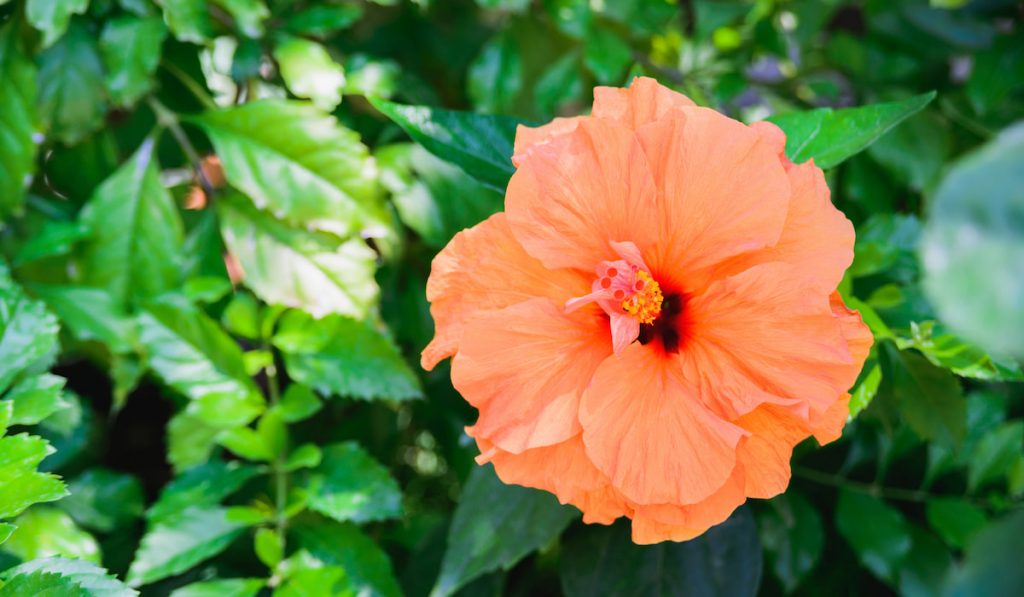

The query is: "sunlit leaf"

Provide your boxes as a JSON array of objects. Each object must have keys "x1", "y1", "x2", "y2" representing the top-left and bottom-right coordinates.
[
  {"x1": 0, "y1": 23, "x2": 40, "y2": 221},
  {"x1": 306, "y1": 442, "x2": 402, "y2": 524},
  {"x1": 100, "y1": 15, "x2": 167, "y2": 107}
]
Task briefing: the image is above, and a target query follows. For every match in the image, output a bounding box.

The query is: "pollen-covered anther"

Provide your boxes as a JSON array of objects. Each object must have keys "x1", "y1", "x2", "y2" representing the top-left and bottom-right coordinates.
[{"x1": 621, "y1": 271, "x2": 663, "y2": 324}]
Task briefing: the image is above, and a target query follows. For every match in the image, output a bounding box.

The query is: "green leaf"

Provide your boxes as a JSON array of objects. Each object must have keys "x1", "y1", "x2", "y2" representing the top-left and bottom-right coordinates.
[
  {"x1": 254, "y1": 527, "x2": 283, "y2": 568},
  {"x1": 36, "y1": 21, "x2": 107, "y2": 145},
  {"x1": 283, "y1": 5, "x2": 362, "y2": 37},
  {"x1": 78, "y1": 139, "x2": 184, "y2": 309},
  {"x1": 766, "y1": 92, "x2": 935, "y2": 169},
  {"x1": 274, "y1": 311, "x2": 421, "y2": 401},
  {"x1": 26, "y1": 0, "x2": 89, "y2": 47},
  {"x1": 13, "y1": 221, "x2": 89, "y2": 265},
  {"x1": 30, "y1": 285, "x2": 136, "y2": 354},
  {"x1": 0, "y1": 571, "x2": 90, "y2": 596},
  {"x1": 0, "y1": 523, "x2": 14, "y2": 544},
  {"x1": 3, "y1": 373, "x2": 66, "y2": 426},
  {"x1": 560, "y1": 508, "x2": 762, "y2": 597},
  {"x1": 1, "y1": 557, "x2": 136, "y2": 597},
  {"x1": 433, "y1": 464, "x2": 578, "y2": 596},
  {"x1": 156, "y1": 0, "x2": 213, "y2": 43},
  {"x1": 0, "y1": 272, "x2": 60, "y2": 395},
  {"x1": 275, "y1": 384, "x2": 322, "y2": 423},
  {"x1": 878, "y1": 343, "x2": 966, "y2": 448},
  {"x1": 0, "y1": 23, "x2": 40, "y2": 221},
  {"x1": 925, "y1": 498, "x2": 987, "y2": 549},
  {"x1": 273, "y1": 37, "x2": 346, "y2": 111},
  {"x1": 305, "y1": 442, "x2": 402, "y2": 524},
  {"x1": 849, "y1": 360, "x2": 881, "y2": 417},
  {"x1": 758, "y1": 492, "x2": 823, "y2": 593},
  {"x1": 292, "y1": 519, "x2": 401, "y2": 597},
  {"x1": 468, "y1": 30, "x2": 522, "y2": 113},
  {"x1": 894, "y1": 321, "x2": 1024, "y2": 381},
  {"x1": 147, "y1": 460, "x2": 259, "y2": 523},
  {"x1": 284, "y1": 443, "x2": 322, "y2": 471},
  {"x1": 167, "y1": 413, "x2": 220, "y2": 471},
  {"x1": 275, "y1": 566, "x2": 351, "y2": 597},
  {"x1": 191, "y1": 101, "x2": 384, "y2": 237},
  {"x1": 584, "y1": 25, "x2": 632, "y2": 84},
  {"x1": 217, "y1": 410, "x2": 286, "y2": 462},
  {"x1": 377, "y1": 143, "x2": 503, "y2": 249},
  {"x1": 898, "y1": 525, "x2": 953, "y2": 597},
  {"x1": 946, "y1": 510, "x2": 1024, "y2": 596},
  {"x1": 100, "y1": 15, "x2": 167, "y2": 107},
  {"x1": 137, "y1": 295, "x2": 264, "y2": 428},
  {"x1": 217, "y1": 195, "x2": 379, "y2": 319},
  {"x1": 60, "y1": 468, "x2": 145, "y2": 533},
  {"x1": 127, "y1": 506, "x2": 248, "y2": 587},
  {"x1": 835, "y1": 490, "x2": 911, "y2": 583},
  {"x1": 0, "y1": 434, "x2": 66, "y2": 520},
  {"x1": 921, "y1": 122, "x2": 1024, "y2": 359},
  {"x1": 2, "y1": 507, "x2": 100, "y2": 563},
  {"x1": 170, "y1": 578, "x2": 264, "y2": 597},
  {"x1": 535, "y1": 51, "x2": 582, "y2": 116},
  {"x1": 214, "y1": 0, "x2": 269, "y2": 38},
  {"x1": 967, "y1": 421, "x2": 1023, "y2": 493},
  {"x1": 369, "y1": 98, "x2": 527, "y2": 192}
]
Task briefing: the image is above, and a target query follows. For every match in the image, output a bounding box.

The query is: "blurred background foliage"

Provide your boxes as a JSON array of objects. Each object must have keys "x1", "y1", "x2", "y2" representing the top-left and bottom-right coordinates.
[{"x1": 0, "y1": 0, "x2": 1022, "y2": 595}]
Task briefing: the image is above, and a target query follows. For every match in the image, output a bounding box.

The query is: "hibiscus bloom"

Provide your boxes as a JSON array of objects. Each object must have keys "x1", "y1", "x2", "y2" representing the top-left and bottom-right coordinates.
[{"x1": 421, "y1": 77, "x2": 872, "y2": 543}]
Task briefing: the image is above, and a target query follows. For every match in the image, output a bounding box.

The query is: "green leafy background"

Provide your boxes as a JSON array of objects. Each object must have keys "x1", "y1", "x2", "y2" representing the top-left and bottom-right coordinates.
[{"x1": 0, "y1": 0, "x2": 1022, "y2": 595}]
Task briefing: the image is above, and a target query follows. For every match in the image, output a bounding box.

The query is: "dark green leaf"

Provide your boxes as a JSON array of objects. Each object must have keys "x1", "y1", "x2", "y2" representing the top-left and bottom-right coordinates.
[
  {"x1": 292, "y1": 519, "x2": 401, "y2": 597},
  {"x1": 13, "y1": 221, "x2": 89, "y2": 265},
  {"x1": 283, "y1": 4, "x2": 362, "y2": 37},
  {"x1": 306, "y1": 442, "x2": 402, "y2": 524},
  {"x1": 275, "y1": 384, "x2": 322, "y2": 423},
  {"x1": 37, "y1": 21, "x2": 107, "y2": 145},
  {"x1": 0, "y1": 23, "x2": 40, "y2": 221},
  {"x1": 147, "y1": 460, "x2": 259, "y2": 523},
  {"x1": 468, "y1": 30, "x2": 522, "y2": 113},
  {"x1": 898, "y1": 525, "x2": 952, "y2": 597},
  {"x1": 758, "y1": 492, "x2": 823, "y2": 592},
  {"x1": 560, "y1": 508, "x2": 762, "y2": 597},
  {"x1": 584, "y1": 25, "x2": 632, "y2": 84},
  {"x1": 127, "y1": 506, "x2": 248, "y2": 587},
  {"x1": 369, "y1": 98, "x2": 527, "y2": 192},
  {"x1": 946, "y1": 511, "x2": 1024, "y2": 596},
  {"x1": 835, "y1": 490, "x2": 911, "y2": 583},
  {"x1": 26, "y1": 0, "x2": 89, "y2": 47},
  {"x1": 925, "y1": 498, "x2": 987, "y2": 549},
  {"x1": 274, "y1": 311, "x2": 421, "y2": 402},
  {"x1": 156, "y1": 0, "x2": 212, "y2": 43},
  {"x1": 169, "y1": 578, "x2": 264, "y2": 597},
  {"x1": 434, "y1": 464, "x2": 578, "y2": 596},
  {"x1": 100, "y1": 15, "x2": 167, "y2": 107},
  {"x1": 78, "y1": 139, "x2": 184, "y2": 310},
  {"x1": 60, "y1": 468, "x2": 145, "y2": 533},
  {"x1": 878, "y1": 342, "x2": 966, "y2": 448},
  {"x1": 767, "y1": 92, "x2": 935, "y2": 169},
  {"x1": 967, "y1": 421, "x2": 1023, "y2": 493}
]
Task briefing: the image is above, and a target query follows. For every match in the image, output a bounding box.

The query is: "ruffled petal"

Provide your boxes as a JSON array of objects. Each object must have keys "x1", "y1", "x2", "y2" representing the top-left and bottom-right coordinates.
[
  {"x1": 592, "y1": 76, "x2": 696, "y2": 129},
  {"x1": 421, "y1": 213, "x2": 589, "y2": 370},
  {"x1": 634, "y1": 109, "x2": 791, "y2": 291},
  {"x1": 505, "y1": 117, "x2": 660, "y2": 271},
  {"x1": 478, "y1": 435, "x2": 630, "y2": 524},
  {"x1": 630, "y1": 464, "x2": 746, "y2": 544},
  {"x1": 735, "y1": 404, "x2": 811, "y2": 499},
  {"x1": 453, "y1": 298, "x2": 612, "y2": 453},
  {"x1": 578, "y1": 344, "x2": 747, "y2": 506},
  {"x1": 512, "y1": 117, "x2": 583, "y2": 161}
]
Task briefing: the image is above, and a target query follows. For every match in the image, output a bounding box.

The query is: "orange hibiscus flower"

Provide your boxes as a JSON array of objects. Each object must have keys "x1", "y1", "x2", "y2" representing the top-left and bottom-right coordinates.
[{"x1": 421, "y1": 77, "x2": 872, "y2": 543}]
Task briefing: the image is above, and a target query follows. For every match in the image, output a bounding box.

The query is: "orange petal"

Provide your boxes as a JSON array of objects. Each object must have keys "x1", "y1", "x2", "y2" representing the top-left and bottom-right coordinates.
[
  {"x1": 452, "y1": 298, "x2": 612, "y2": 453},
  {"x1": 630, "y1": 464, "x2": 747, "y2": 544},
  {"x1": 480, "y1": 435, "x2": 631, "y2": 524},
  {"x1": 592, "y1": 76, "x2": 696, "y2": 129},
  {"x1": 505, "y1": 117, "x2": 660, "y2": 272},
  {"x1": 688, "y1": 262, "x2": 863, "y2": 423},
  {"x1": 512, "y1": 117, "x2": 583, "y2": 162},
  {"x1": 578, "y1": 343, "x2": 747, "y2": 506},
  {"x1": 421, "y1": 213, "x2": 588, "y2": 370},
  {"x1": 634, "y1": 110, "x2": 790, "y2": 291},
  {"x1": 714, "y1": 160, "x2": 854, "y2": 292},
  {"x1": 735, "y1": 404, "x2": 811, "y2": 499}
]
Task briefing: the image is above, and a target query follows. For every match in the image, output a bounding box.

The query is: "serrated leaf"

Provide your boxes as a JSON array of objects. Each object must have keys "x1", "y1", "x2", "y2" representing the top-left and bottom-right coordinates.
[
  {"x1": 835, "y1": 490, "x2": 911, "y2": 583},
  {"x1": 156, "y1": 0, "x2": 213, "y2": 43},
  {"x1": 2, "y1": 507, "x2": 101, "y2": 563},
  {"x1": 1, "y1": 557, "x2": 136, "y2": 597},
  {"x1": 433, "y1": 464, "x2": 578, "y2": 597},
  {"x1": 292, "y1": 519, "x2": 401, "y2": 597},
  {"x1": 3, "y1": 373, "x2": 66, "y2": 426},
  {"x1": 100, "y1": 15, "x2": 167, "y2": 107},
  {"x1": 766, "y1": 92, "x2": 935, "y2": 169},
  {"x1": 170, "y1": 578, "x2": 264, "y2": 597},
  {"x1": 36, "y1": 21, "x2": 107, "y2": 145},
  {"x1": 369, "y1": 98, "x2": 527, "y2": 192},
  {"x1": 127, "y1": 506, "x2": 248, "y2": 587},
  {"x1": 60, "y1": 468, "x2": 145, "y2": 533},
  {"x1": 0, "y1": 23, "x2": 40, "y2": 221},
  {"x1": 306, "y1": 442, "x2": 401, "y2": 524},
  {"x1": 0, "y1": 272, "x2": 60, "y2": 395},
  {"x1": 0, "y1": 570, "x2": 90, "y2": 596},
  {"x1": 560, "y1": 508, "x2": 762, "y2": 597},
  {"x1": 147, "y1": 460, "x2": 259, "y2": 523},
  {"x1": 274, "y1": 311, "x2": 420, "y2": 401},
  {"x1": 192, "y1": 101, "x2": 384, "y2": 236},
  {"x1": 217, "y1": 195, "x2": 379, "y2": 319},
  {"x1": 274, "y1": 37, "x2": 346, "y2": 111},
  {"x1": 137, "y1": 295, "x2": 264, "y2": 428},
  {"x1": 26, "y1": 0, "x2": 89, "y2": 47},
  {"x1": 894, "y1": 321, "x2": 1024, "y2": 381},
  {"x1": 78, "y1": 139, "x2": 184, "y2": 309},
  {"x1": 0, "y1": 434, "x2": 67, "y2": 519}
]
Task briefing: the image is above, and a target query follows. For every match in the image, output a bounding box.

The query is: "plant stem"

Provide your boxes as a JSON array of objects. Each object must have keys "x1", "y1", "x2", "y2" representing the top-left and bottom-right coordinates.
[
  {"x1": 265, "y1": 357, "x2": 288, "y2": 566},
  {"x1": 160, "y1": 60, "x2": 217, "y2": 110},
  {"x1": 145, "y1": 96, "x2": 215, "y2": 199}
]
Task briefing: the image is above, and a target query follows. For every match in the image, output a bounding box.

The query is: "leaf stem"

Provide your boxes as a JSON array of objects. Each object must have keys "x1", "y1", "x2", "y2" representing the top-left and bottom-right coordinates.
[
  {"x1": 265, "y1": 354, "x2": 288, "y2": 578},
  {"x1": 146, "y1": 96, "x2": 216, "y2": 200},
  {"x1": 160, "y1": 60, "x2": 217, "y2": 110}
]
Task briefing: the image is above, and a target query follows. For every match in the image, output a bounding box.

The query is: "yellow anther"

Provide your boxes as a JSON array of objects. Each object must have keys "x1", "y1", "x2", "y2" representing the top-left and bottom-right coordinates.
[{"x1": 622, "y1": 271, "x2": 663, "y2": 324}]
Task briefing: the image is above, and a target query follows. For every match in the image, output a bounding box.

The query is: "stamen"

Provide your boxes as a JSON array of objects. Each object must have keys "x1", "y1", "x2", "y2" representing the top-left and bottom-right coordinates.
[{"x1": 621, "y1": 271, "x2": 663, "y2": 325}]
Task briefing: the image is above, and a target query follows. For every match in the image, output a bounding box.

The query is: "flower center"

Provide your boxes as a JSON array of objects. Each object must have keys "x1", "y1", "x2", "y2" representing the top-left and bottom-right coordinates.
[{"x1": 621, "y1": 270, "x2": 663, "y2": 324}]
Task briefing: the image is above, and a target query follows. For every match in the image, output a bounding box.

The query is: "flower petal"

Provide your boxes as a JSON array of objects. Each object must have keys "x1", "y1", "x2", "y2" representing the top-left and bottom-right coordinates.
[
  {"x1": 453, "y1": 298, "x2": 611, "y2": 452},
  {"x1": 512, "y1": 117, "x2": 583, "y2": 161},
  {"x1": 630, "y1": 464, "x2": 746, "y2": 544},
  {"x1": 734, "y1": 404, "x2": 811, "y2": 499},
  {"x1": 422, "y1": 213, "x2": 589, "y2": 370},
  {"x1": 592, "y1": 76, "x2": 696, "y2": 129},
  {"x1": 578, "y1": 344, "x2": 747, "y2": 506},
  {"x1": 634, "y1": 110, "x2": 791, "y2": 291},
  {"x1": 506, "y1": 117, "x2": 660, "y2": 271}
]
